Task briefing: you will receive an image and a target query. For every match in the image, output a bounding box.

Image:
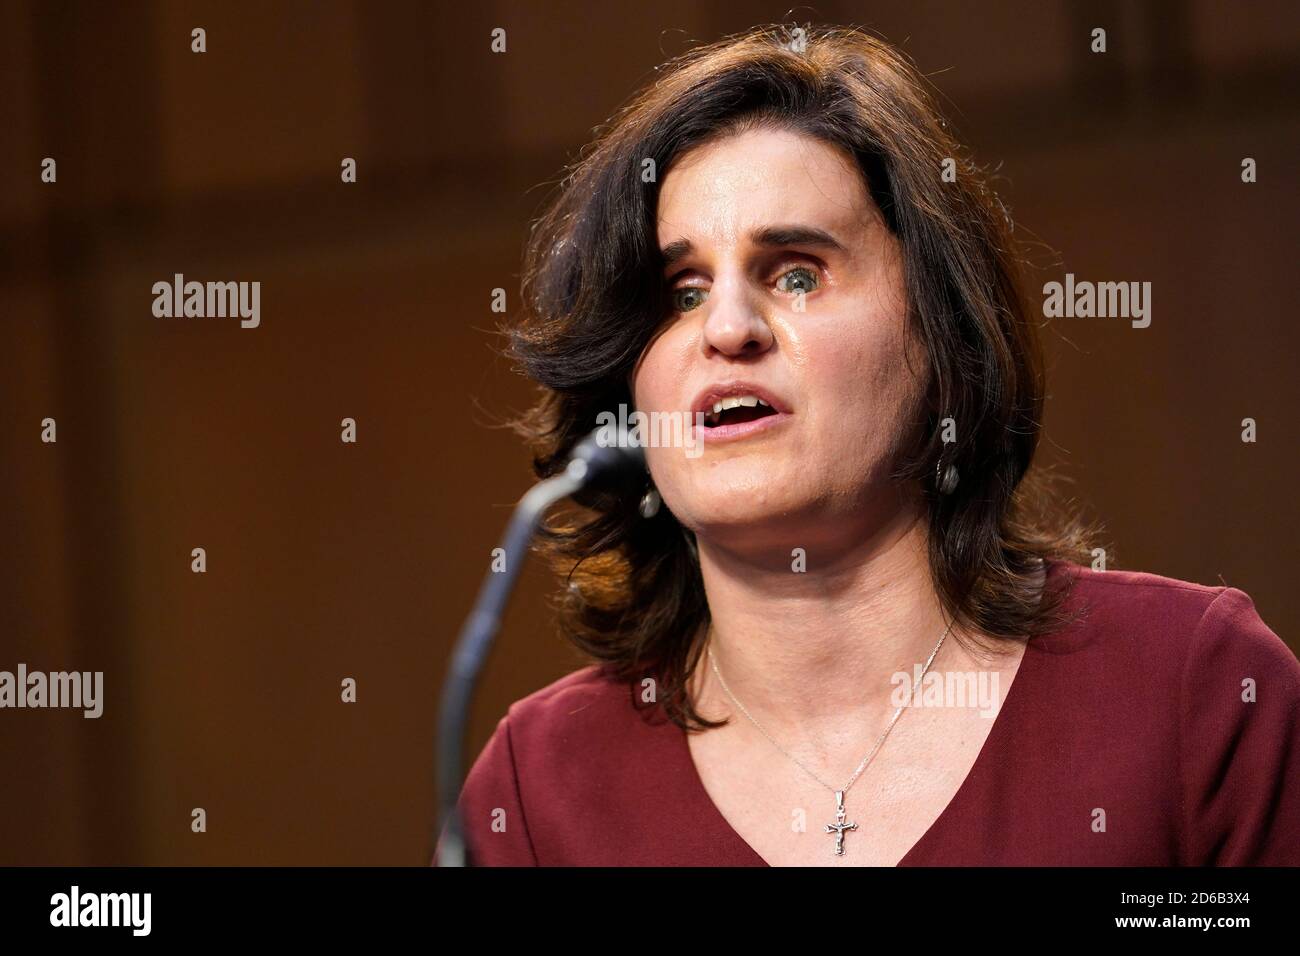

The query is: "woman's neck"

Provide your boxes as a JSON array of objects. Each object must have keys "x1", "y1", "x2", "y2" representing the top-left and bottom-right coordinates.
[{"x1": 689, "y1": 508, "x2": 968, "y2": 735}]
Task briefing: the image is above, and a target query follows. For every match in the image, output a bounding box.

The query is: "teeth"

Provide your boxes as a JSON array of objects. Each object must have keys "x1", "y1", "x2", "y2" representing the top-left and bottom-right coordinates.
[
  {"x1": 710, "y1": 395, "x2": 766, "y2": 414},
  {"x1": 705, "y1": 394, "x2": 772, "y2": 425}
]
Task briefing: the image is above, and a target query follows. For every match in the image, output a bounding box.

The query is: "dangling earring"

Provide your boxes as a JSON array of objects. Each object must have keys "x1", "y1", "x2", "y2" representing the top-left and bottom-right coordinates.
[
  {"x1": 936, "y1": 458, "x2": 959, "y2": 495},
  {"x1": 639, "y1": 484, "x2": 661, "y2": 518}
]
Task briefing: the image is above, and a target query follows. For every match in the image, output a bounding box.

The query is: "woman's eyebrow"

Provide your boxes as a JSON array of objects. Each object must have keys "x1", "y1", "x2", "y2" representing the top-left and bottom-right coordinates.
[
  {"x1": 750, "y1": 224, "x2": 846, "y2": 253},
  {"x1": 660, "y1": 237, "x2": 694, "y2": 269},
  {"x1": 659, "y1": 224, "x2": 846, "y2": 268}
]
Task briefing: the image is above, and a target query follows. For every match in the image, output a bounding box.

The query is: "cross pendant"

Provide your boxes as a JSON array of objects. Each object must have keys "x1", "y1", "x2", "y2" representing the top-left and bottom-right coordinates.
[{"x1": 824, "y1": 789, "x2": 858, "y2": 856}]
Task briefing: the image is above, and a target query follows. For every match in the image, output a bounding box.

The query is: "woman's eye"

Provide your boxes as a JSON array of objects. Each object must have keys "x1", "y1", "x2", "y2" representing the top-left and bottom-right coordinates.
[
  {"x1": 776, "y1": 266, "x2": 820, "y2": 295},
  {"x1": 672, "y1": 287, "x2": 709, "y2": 312}
]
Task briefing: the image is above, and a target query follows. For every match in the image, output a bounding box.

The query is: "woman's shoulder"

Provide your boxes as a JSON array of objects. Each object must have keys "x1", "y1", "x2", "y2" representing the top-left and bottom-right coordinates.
[
  {"x1": 501, "y1": 661, "x2": 647, "y2": 741},
  {"x1": 480, "y1": 661, "x2": 664, "y2": 779},
  {"x1": 1035, "y1": 561, "x2": 1299, "y2": 864},
  {"x1": 1049, "y1": 557, "x2": 1254, "y2": 612},
  {"x1": 1043, "y1": 558, "x2": 1295, "y2": 675},
  {"x1": 438, "y1": 663, "x2": 649, "y2": 865},
  {"x1": 443, "y1": 663, "x2": 676, "y2": 865},
  {"x1": 1030, "y1": 558, "x2": 1299, "y2": 759}
]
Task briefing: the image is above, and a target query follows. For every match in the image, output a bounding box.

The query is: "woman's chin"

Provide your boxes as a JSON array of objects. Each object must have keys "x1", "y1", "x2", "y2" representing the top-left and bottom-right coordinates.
[{"x1": 678, "y1": 497, "x2": 820, "y2": 545}]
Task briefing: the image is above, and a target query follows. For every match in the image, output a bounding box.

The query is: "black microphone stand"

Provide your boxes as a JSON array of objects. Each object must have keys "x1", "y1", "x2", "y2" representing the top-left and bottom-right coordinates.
[{"x1": 435, "y1": 431, "x2": 643, "y2": 866}]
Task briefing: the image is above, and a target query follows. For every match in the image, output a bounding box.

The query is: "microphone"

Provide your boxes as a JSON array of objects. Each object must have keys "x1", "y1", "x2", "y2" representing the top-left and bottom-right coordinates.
[
  {"x1": 566, "y1": 428, "x2": 646, "y2": 487},
  {"x1": 433, "y1": 426, "x2": 645, "y2": 866}
]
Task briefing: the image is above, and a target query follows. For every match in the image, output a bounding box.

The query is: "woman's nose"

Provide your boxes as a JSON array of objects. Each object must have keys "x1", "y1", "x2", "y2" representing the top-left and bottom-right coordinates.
[{"x1": 700, "y1": 275, "x2": 774, "y2": 358}]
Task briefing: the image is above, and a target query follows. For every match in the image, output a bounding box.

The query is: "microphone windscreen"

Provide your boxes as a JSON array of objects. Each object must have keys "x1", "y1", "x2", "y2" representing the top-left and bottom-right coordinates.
[{"x1": 567, "y1": 427, "x2": 646, "y2": 488}]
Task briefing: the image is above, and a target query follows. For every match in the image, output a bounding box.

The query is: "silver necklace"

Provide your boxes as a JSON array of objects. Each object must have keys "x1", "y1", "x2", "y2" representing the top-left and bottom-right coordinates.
[{"x1": 705, "y1": 620, "x2": 952, "y2": 857}]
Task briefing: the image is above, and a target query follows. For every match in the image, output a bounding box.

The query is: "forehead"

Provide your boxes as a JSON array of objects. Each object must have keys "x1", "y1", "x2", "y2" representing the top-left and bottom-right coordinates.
[{"x1": 656, "y1": 127, "x2": 873, "y2": 241}]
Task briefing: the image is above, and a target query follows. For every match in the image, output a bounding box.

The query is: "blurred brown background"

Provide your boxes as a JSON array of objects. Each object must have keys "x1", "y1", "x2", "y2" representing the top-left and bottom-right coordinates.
[{"x1": 0, "y1": 0, "x2": 1296, "y2": 865}]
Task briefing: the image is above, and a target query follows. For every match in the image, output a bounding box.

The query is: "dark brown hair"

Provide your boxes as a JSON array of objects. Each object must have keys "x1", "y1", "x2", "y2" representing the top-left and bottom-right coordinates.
[{"x1": 507, "y1": 23, "x2": 1100, "y2": 731}]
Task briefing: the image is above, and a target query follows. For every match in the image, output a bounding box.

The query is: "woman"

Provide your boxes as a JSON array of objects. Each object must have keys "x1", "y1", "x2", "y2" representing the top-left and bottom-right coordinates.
[{"x1": 437, "y1": 24, "x2": 1300, "y2": 866}]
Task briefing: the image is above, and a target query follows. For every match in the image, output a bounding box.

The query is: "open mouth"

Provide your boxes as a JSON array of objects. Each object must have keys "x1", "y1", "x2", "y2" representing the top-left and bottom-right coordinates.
[{"x1": 703, "y1": 396, "x2": 779, "y2": 429}]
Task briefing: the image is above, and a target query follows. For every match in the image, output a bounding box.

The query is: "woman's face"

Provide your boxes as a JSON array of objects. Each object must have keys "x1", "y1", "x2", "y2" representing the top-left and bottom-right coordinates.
[{"x1": 632, "y1": 126, "x2": 929, "y2": 555}]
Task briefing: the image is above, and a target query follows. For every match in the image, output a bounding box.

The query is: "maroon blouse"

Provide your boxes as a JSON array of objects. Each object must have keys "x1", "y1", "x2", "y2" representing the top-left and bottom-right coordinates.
[{"x1": 437, "y1": 560, "x2": 1300, "y2": 865}]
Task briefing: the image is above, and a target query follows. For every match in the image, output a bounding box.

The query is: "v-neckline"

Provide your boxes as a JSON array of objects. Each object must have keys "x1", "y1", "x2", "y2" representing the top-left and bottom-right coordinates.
[{"x1": 670, "y1": 626, "x2": 1038, "y2": 866}]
